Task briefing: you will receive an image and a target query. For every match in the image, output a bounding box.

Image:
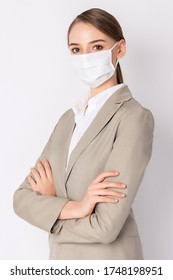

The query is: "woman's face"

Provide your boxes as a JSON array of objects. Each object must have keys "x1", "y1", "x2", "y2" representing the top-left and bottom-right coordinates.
[{"x1": 68, "y1": 21, "x2": 125, "y2": 63}]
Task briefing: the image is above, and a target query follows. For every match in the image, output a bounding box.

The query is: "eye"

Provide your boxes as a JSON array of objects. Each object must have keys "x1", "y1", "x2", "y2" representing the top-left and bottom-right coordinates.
[
  {"x1": 71, "y1": 47, "x2": 80, "y2": 54},
  {"x1": 93, "y1": 45, "x2": 103, "y2": 51}
]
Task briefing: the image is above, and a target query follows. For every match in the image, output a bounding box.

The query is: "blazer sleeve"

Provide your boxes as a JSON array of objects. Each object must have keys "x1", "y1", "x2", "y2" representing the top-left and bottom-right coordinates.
[
  {"x1": 51, "y1": 108, "x2": 154, "y2": 244},
  {"x1": 13, "y1": 116, "x2": 70, "y2": 233}
]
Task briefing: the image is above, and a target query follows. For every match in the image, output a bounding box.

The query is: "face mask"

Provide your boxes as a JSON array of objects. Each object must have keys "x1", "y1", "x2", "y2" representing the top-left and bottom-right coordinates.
[{"x1": 70, "y1": 42, "x2": 119, "y2": 88}]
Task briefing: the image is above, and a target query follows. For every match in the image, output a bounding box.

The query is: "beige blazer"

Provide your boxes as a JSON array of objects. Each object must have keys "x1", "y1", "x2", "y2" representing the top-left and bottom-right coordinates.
[{"x1": 13, "y1": 86, "x2": 154, "y2": 259}]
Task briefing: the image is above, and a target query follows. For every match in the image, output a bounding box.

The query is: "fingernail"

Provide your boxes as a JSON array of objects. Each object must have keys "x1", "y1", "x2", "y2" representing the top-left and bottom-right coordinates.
[
  {"x1": 122, "y1": 184, "x2": 126, "y2": 188},
  {"x1": 115, "y1": 199, "x2": 119, "y2": 203}
]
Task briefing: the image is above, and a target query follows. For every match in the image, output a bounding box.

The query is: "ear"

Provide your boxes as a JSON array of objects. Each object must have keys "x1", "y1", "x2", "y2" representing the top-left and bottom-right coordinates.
[{"x1": 117, "y1": 39, "x2": 126, "y2": 59}]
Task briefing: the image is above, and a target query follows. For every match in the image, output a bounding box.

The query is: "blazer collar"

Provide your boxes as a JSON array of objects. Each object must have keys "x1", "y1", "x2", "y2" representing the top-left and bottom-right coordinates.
[{"x1": 62, "y1": 85, "x2": 132, "y2": 188}]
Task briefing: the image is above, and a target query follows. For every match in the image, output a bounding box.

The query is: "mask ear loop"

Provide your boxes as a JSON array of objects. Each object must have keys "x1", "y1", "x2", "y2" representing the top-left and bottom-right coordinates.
[
  {"x1": 110, "y1": 41, "x2": 119, "y2": 68},
  {"x1": 110, "y1": 41, "x2": 119, "y2": 70},
  {"x1": 110, "y1": 41, "x2": 119, "y2": 50},
  {"x1": 115, "y1": 59, "x2": 119, "y2": 67}
]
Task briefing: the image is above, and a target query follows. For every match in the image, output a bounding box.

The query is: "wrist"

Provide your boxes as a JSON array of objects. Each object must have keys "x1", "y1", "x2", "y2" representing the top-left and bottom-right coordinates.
[{"x1": 59, "y1": 200, "x2": 83, "y2": 219}]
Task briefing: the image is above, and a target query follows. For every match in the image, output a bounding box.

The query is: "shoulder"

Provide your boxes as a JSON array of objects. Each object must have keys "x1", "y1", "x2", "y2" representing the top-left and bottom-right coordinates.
[
  {"x1": 123, "y1": 96, "x2": 154, "y2": 122},
  {"x1": 114, "y1": 85, "x2": 154, "y2": 127},
  {"x1": 58, "y1": 108, "x2": 74, "y2": 122},
  {"x1": 53, "y1": 108, "x2": 74, "y2": 130},
  {"x1": 117, "y1": 96, "x2": 155, "y2": 136},
  {"x1": 45, "y1": 109, "x2": 74, "y2": 141}
]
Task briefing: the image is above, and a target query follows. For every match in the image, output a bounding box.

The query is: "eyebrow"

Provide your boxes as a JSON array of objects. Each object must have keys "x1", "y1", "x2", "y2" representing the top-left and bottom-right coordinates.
[{"x1": 68, "y1": 39, "x2": 107, "y2": 46}]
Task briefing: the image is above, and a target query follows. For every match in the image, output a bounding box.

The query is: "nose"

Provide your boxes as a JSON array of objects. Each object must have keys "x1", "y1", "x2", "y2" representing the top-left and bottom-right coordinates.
[{"x1": 80, "y1": 45, "x2": 91, "y2": 54}]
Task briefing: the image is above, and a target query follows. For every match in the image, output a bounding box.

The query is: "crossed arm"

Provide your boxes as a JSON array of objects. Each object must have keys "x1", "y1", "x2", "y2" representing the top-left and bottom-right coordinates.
[
  {"x1": 13, "y1": 108, "x2": 154, "y2": 243},
  {"x1": 28, "y1": 160, "x2": 126, "y2": 220}
]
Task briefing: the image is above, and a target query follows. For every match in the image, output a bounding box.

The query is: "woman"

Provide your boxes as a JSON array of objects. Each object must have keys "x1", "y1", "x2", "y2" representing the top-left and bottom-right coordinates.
[{"x1": 13, "y1": 8, "x2": 154, "y2": 259}]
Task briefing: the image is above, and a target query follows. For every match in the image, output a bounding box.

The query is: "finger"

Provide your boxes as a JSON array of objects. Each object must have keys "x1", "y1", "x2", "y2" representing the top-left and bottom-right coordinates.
[
  {"x1": 92, "y1": 171, "x2": 119, "y2": 184},
  {"x1": 93, "y1": 189, "x2": 126, "y2": 198},
  {"x1": 95, "y1": 196, "x2": 119, "y2": 204},
  {"x1": 27, "y1": 175, "x2": 37, "y2": 188},
  {"x1": 30, "y1": 167, "x2": 41, "y2": 182},
  {"x1": 42, "y1": 159, "x2": 53, "y2": 180},
  {"x1": 93, "y1": 181, "x2": 126, "y2": 189},
  {"x1": 36, "y1": 160, "x2": 47, "y2": 179}
]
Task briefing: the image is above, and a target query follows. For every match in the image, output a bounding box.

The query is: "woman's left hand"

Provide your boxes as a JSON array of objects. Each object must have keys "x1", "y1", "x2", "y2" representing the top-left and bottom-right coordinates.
[{"x1": 27, "y1": 159, "x2": 56, "y2": 196}]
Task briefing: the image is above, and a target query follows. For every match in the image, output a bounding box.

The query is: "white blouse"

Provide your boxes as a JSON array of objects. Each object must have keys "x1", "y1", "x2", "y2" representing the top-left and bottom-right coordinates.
[{"x1": 66, "y1": 83, "x2": 125, "y2": 170}]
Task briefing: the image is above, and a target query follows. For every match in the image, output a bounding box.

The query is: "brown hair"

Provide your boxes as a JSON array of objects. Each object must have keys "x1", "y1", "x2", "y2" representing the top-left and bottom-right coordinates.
[{"x1": 67, "y1": 8, "x2": 125, "y2": 84}]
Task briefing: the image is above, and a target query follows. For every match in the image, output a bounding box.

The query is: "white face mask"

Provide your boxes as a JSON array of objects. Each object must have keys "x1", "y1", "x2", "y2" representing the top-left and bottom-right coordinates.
[{"x1": 70, "y1": 42, "x2": 119, "y2": 88}]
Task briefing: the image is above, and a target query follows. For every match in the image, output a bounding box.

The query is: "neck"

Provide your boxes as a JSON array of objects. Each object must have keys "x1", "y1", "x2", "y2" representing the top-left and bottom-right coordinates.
[{"x1": 90, "y1": 75, "x2": 118, "y2": 97}]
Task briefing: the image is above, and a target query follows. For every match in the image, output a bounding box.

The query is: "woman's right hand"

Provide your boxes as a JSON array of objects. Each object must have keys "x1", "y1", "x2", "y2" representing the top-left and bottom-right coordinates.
[
  {"x1": 58, "y1": 171, "x2": 126, "y2": 220},
  {"x1": 77, "y1": 171, "x2": 126, "y2": 218}
]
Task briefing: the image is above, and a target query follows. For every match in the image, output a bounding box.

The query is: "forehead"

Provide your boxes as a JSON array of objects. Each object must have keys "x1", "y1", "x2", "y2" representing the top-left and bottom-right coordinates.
[{"x1": 69, "y1": 21, "x2": 111, "y2": 44}]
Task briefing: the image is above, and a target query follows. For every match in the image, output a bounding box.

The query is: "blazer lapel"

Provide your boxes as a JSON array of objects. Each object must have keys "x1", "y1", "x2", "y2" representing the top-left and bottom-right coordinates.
[
  {"x1": 56, "y1": 111, "x2": 76, "y2": 196},
  {"x1": 65, "y1": 85, "x2": 132, "y2": 185}
]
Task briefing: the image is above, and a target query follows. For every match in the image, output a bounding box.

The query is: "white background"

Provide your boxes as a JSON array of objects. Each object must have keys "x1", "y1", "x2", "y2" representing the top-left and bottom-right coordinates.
[{"x1": 0, "y1": 0, "x2": 172, "y2": 260}]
